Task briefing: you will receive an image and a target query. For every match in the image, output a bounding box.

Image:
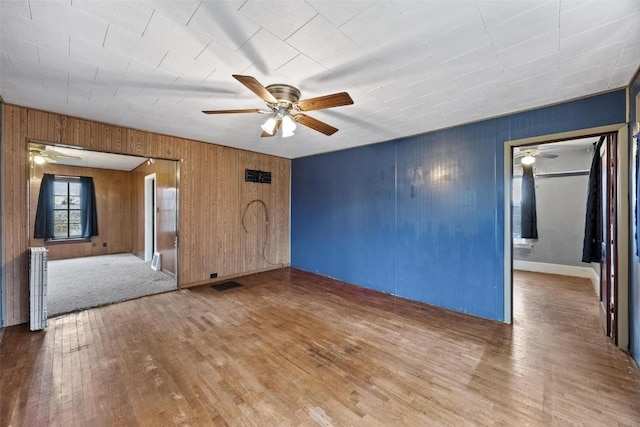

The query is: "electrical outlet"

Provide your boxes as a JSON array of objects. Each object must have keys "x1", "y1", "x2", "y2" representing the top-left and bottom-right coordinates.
[
  {"x1": 103, "y1": 242, "x2": 107, "y2": 247},
  {"x1": 210, "y1": 273, "x2": 218, "y2": 279}
]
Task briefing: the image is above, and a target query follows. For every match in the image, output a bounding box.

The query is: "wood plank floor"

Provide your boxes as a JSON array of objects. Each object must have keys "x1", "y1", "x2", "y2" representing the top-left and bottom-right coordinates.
[{"x1": 1, "y1": 268, "x2": 639, "y2": 426}]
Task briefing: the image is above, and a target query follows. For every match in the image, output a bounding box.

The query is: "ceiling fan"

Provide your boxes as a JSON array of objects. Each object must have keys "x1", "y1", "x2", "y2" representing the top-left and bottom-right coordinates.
[
  {"x1": 29, "y1": 144, "x2": 81, "y2": 164},
  {"x1": 202, "y1": 75, "x2": 354, "y2": 137},
  {"x1": 514, "y1": 147, "x2": 558, "y2": 165}
]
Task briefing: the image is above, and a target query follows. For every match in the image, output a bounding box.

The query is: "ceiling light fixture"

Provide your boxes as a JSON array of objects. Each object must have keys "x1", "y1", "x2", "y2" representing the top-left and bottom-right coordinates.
[
  {"x1": 261, "y1": 116, "x2": 278, "y2": 135},
  {"x1": 521, "y1": 154, "x2": 535, "y2": 165},
  {"x1": 281, "y1": 115, "x2": 296, "y2": 138},
  {"x1": 261, "y1": 107, "x2": 297, "y2": 137}
]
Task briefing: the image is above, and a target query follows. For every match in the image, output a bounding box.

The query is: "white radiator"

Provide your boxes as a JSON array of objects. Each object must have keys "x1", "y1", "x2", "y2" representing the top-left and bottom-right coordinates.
[{"x1": 29, "y1": 247, "x2": 48, "y2": 331}]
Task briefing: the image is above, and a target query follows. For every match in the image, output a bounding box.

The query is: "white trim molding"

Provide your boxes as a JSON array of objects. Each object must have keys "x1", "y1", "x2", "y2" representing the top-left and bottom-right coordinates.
[
  {"x1": 590, "y1": 264, "x2": 600, "y2": 297},
  {"x1": 514, "y1": 260, "x2": 598, "y2": 281}
]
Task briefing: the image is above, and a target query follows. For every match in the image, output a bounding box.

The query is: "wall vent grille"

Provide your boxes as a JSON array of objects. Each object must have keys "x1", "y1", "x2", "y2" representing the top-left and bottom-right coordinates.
[{"x1": 245, "y1": 169, "x2": 271, "y2": 184}]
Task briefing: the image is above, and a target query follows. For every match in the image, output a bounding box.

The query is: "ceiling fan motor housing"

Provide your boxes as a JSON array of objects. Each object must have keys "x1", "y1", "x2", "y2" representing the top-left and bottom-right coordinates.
[{"x1": 265, "y1": 84, "x2": 301, "y2": 106}]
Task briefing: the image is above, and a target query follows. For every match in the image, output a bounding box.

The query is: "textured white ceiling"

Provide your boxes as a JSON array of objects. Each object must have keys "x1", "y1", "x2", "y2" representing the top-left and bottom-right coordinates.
[
  {"x1": 32, "y1": 143, "x2": 148, "y2": 170},
  {"x1": 1, "y1": 0, "x2": 639, "y2": 159}
]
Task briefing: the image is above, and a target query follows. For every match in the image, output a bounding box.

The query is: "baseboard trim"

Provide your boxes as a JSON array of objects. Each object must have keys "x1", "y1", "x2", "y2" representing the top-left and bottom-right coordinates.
[
  {"x1": 514, "y1": 260, "x2": 596, "y2": 280},
  {"x1": 589, "y1": 264, "x2": 600, "y2": 297},
  {"x1": 180, "y1": 264, "x2": 290, "y2": 289}
]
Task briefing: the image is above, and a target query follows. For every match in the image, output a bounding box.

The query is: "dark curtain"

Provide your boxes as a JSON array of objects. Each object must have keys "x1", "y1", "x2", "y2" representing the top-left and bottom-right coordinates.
[
  {"x1": 582, "y1": 136, "x2": 605, "y2": 263},
  {"x1": 636, "y1": 136, "x2": 639, "y2": 256},
  {"x1": 520, "y1": 164, "x2": 538, "y2": 239},
  {"x1": 80, "y1": 176, "x2": 99, "y2": 238},
  {"x1": 34, "y1": 174, "x2": 55, "y2": 239}
]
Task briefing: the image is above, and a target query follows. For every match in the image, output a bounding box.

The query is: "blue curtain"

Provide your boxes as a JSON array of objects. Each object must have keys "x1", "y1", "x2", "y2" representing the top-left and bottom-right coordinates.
[
  {"x1": 34, "y1": 174, "x2": 55, "y2": 239},
  {"x1": 520, "y1": 164, "x2": 538, "y2": 239},
  {"x1": 80, "y1": 176, "x2": 99, "y2": 238}
]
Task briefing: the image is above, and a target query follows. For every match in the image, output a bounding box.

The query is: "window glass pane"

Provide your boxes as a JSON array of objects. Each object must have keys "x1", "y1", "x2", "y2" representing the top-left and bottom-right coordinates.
[
  {"x1": 54, "y1": 181, "x2": 67, "y2": 195},
  {"x1": 512, "y1": 177, "x2": 522, "y2": 204},
  {"x1": 69, "y1": 182, "x2": 81, "y2": 196},
  {"x1": 54, "y1": 211, "x2": 68, "y2": 238},
  {"x1": 512, "y1": 177, "x2": 522, "y2": 239},
  {"x1": 69, "y1": 195, "x2": 81, "y2": 210},
  {"x1": 69, "y1": 210, "x2": 82, "y2": 237},
  {"x1": 54, "y1": 195, "x2": 68, "y2": 209},
  {"x1": 512, "y1": 205, "x2": 522, "y2": 238}
]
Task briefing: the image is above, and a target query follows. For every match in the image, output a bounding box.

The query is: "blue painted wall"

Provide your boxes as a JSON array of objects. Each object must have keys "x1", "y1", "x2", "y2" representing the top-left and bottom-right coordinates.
[
  {"x1": 630, "y1": 69, "x2": 640, "y2": 366},
  {"x1": 292, "y1": 89, "x2": 626, "y2": 321}
]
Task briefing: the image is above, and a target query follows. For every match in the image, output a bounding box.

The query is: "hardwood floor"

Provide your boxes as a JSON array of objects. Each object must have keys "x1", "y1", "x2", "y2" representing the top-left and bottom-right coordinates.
[{"x1": 1, "y1": 269, "x2": 639, "y2": 426}]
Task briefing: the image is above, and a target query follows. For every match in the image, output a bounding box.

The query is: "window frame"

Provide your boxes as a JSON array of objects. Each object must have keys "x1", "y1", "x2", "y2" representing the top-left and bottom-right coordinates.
[{"x1": 50, "y1": 177, "x2": 83, "y2": 242}]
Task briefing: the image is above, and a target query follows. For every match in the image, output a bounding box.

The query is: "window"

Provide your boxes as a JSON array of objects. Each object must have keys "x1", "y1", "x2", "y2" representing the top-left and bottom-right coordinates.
[
  {"x1": 53, "y1": 179, "x2": 82, "y2": 239},
  {"x1": 34, "y1": 174, "x2": 98, "y2": 241},
  {"x1": 512, "y1": 177, "x2": 522, "y2": 238}
]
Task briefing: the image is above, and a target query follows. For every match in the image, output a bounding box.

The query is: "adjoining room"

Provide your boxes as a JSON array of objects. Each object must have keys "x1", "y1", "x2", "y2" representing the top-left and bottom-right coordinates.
[
  {"x1": 28, "y1": 143, "x2": 178, "y2": 316},
  {"x1": 511, "y1": 137, "x2": 604, "y2": 331}
]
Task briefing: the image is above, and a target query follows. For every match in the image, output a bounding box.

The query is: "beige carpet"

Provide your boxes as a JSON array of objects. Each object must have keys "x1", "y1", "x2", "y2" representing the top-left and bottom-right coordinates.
[{"x1": 47, "y1": 253, "x2": 177, "y2": 317}]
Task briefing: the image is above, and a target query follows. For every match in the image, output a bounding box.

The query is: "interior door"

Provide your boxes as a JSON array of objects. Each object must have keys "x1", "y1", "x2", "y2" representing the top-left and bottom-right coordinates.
[{"x1": 599, "y1": 133, "x2": 617, "y2": 342}]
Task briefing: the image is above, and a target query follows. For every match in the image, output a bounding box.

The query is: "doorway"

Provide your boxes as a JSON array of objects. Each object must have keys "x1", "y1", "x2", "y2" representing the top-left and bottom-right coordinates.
[
  {"x1": 27, "y1": 142, "x2": 180, "y2": 316},
  {"x1": 503, "y1": 124, "x2": 629, "y2": 349}
]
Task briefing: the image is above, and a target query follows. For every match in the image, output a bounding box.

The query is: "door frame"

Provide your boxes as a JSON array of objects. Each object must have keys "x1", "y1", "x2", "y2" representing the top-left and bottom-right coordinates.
[
  {"x1": 144, "y1": 173, "x2": 157, "y2": 262},
  {"x1": 599, "y1": 134, "x2": 619, "y2": 340},
  {"x1": 503, "y1": 123, "x2": 629, "y2": 349}
]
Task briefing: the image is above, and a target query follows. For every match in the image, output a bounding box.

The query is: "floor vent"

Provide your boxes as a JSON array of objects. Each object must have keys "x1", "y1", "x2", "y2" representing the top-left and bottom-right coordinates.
[{"x1": 211, "y1": 281, "x2": 243, "y2": 291}]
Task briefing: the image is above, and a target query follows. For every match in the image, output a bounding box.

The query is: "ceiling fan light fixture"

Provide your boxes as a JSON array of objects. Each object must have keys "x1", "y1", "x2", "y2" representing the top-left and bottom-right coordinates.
[
  {"x1": 521, "y1": 154, "x2": 535, "y2": 165},
  {"x1": 281, "y1": 115, "x2": 296, "y2": 138},
  {"x1": 261, "y1": 116, "x2": 278, "y2": 135}
]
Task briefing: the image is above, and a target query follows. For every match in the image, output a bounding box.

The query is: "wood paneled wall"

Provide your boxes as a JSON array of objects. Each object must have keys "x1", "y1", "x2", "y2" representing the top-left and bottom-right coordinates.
[
  {"x1": 1, "y1": 104, "x2": 290, "y2": 326},
  {"x1": 28, "y1": 163, "x2": 133, "y2": 260},
  {"x1": 131, "y1": 159, "x2": 178, "y2": 276}
]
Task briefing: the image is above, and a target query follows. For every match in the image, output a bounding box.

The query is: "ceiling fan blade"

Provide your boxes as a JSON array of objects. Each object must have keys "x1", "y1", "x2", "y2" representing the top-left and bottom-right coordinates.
[
  {"x1": 537, "y1": 153, "x2": 558, "y2": 159},
  {"x1": 296, "y1": 92, "x2": 353, "y2": 112},
  {"x1": 232, "y1": 74, "x2": 278, "y2": 104},
  {"x1": 514, "y1": 149, "x2": 537, "y2": 158},
  {"x1": 202, "y1": 108, "x2": 267, "y2": 114},
  {"x1": 295, "y1": 114, "x2": 338, "y2": 136}
]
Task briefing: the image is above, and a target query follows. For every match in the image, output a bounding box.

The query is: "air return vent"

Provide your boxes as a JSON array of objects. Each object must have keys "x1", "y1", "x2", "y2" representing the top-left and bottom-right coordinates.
[
  {"x1": 211, "y1": 281, "x2": 243, "y2": 291},
  {"x1": 245, "y1": 169, "x2": 271, "y2": 184}
]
